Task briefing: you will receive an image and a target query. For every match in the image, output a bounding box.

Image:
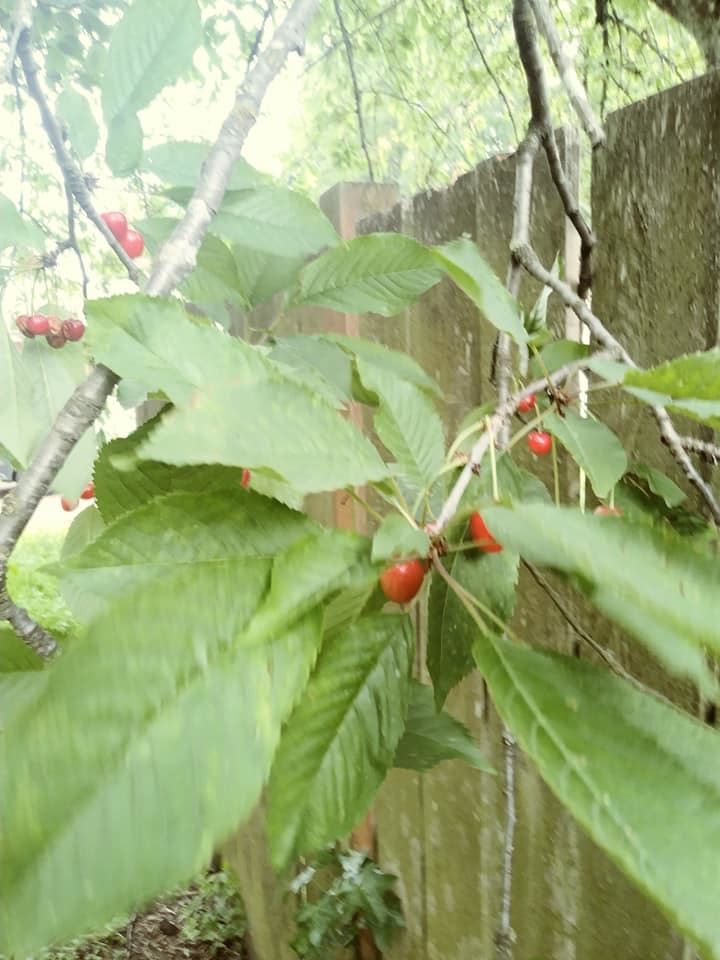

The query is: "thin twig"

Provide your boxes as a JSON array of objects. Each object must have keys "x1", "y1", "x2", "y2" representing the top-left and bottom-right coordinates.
[
  {"x1": 512, "y1": 241, "x2": 720, "y2": 525},
  {"x1": 527, "y1": 0, "x2": 605, "y2": 147},
  {"x1": 0, "y1": 0, "x2": 324, "y2": 655},
  {"x1": 458, "y1": 0, "x2": 518, "y2": 142},
  {"x1": 63, "y1": 181, "x2": 90, "y2": 301},
  {"x1": 244, "y1": 0, "x2": 274, "y2": 78},
  {"x1": 17, "y1": 33, "x2": 143, "y2": 282},
  {"x1": 332, "y1": 0, "x2": 375, "y2": 181}
]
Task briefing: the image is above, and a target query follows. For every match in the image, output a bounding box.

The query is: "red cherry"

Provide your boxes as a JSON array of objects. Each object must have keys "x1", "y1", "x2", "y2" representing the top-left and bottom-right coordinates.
[
  {"x1": 101, "y1": 211, "x2": 128, "y2": 242},
  {"x1": 121, "y1": 228, "x2": 144, "y2": 258},
  {"x1": 517, "y1": 394, "x2": 536, "y2": 413},
  {"x1": 80, "y1": 481, "x2": 95, "y2": 500},
  {"x1": 469, "y1": 511, "x2": 503, "y2": 553},
  {"x1": 241, "y1": 468, "x2": 251, "y2": 489},
  {"x1": 380, "y1": 559, "x2": 426, "y2": 604},
  {"x1": 26, "y1": 314, "x2": 49, "y2": 336},
  {"x1": 62, "y1": 318, "x2": 86, "y2": 341},
  {"x1": 46, "y1": 333, "x2": 67, "y2": 349},
  {"x1": 60, "y1": 496, "x2": 79, "y2": 512},
  {"x1": 594, "y1": 505, "x2": 623, "y2": 517},
  {"x1": 527, "y1": 431, "x2": 552, "y2": 455}
]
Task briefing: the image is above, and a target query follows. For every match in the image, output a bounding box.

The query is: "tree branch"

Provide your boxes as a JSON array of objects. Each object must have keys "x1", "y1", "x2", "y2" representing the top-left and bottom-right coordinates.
[
  {"x1": 511, "y1": 241, "x2": 720, "y2": 525},
  {"x1": 332, "y1": 0, "x2": 375, "y2": 182},
  {"x1": 527, "y1": 0, "x2": 605, "y2": 147},
  {"x1": 677, "y1": 435, "x2": 720, "y2": 464},
  {"x1": 0, "y1": 0, "x2": 323, "y2": 655}
]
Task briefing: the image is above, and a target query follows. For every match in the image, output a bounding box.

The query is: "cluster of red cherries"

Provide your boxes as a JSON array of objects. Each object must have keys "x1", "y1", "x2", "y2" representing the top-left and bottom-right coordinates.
[
  {"x1": 379, "y1": 392, "x2": 621, "y2": 603},
  {"x1": 100, "y1": 211, "x2": 144, "y2": 258},
  {"x1": 16, "y1": 313, "x2": 85, "y2": 348},
  {"x1": 60, "y1": 481, "x2": 95, "y2": 512}
]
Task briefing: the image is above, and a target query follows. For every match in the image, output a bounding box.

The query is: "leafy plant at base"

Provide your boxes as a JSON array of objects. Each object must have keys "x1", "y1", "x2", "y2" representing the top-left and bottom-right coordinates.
[
  {"x1": 176, "y1": 869, "x2": 247, "y2": 955},
  {"x1": 290, "y1": 848, "x2": 404, "y2": 959}
]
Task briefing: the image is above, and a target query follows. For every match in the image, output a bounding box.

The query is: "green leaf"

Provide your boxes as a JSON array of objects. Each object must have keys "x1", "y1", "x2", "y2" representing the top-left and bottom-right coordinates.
[
  {"x1": 630, "y1": 463, "x2": 686, "y2": 508},
  {"x1": 544, "y1": 410, "x2": 627, "y2": 498},
  {"x1": 356, "y1": 358, "x2": 444, "y2": 490},
  {"x1": 482, "y1": 503, "x2": 720, "y2": 694},
  {"x1": 85, "y1": 294, "x2": 272, "y2": 404},
  {"x1": 394, "y1": 681, "x2": 493, "y2": 773},
  {"x1": 326, "y1": 333, "x2": 441, "y2": 398},
  {"x1": 290, "y1": 234, "x2": 443, "y2": 316},
  {"x1": 0, "y1": 624, "x2": 44, "y2": 672},
  {"x1": 60, "y1": 491, "x2": 317, "y2": 622},
  {"x1": 433, "y1": 238, "x2": 528, "y2": 344},
  {"x1": 267, "y1": 613, "x2": 414, "y2": 869},
  {"x1": 101, "y1": 0, "x2": 202, "y2": 122},
  {"x1": 0, "y1": 325, "x2": 37, "y2": 466},
  {"x1": 56, "y1": 89, "x2": 99, "y2": 160},
  {"x1": 623, "y1": 350, "x2": 720, "y2": 428},
  {"x1": 456, "y1": 452, "x2": 550, "y2": 524},
  {"x1": 233, "y1": 244, "x2": 306, "y2": 308},
  {"x1": 529, "y1": 339, "x2": 589, "y2": 378},
  {"x1": 137, "y1": 378, "x2": 390, "y2": 495},
  {"x1": 142, "y1": 142, "x2": 265, "y2": 191},
  {"x1": 105, "y1": 109, "x2": 144, "y2": 177},
  {"x1": 428, "y1": 545, "x2": 519, "y2": 708},
  {"x1": 268, "y1": 336, "x2": 353, "y2": 405},
  {"x1": 212, "y1": 187, "x2": 338, "y2": 259},
  {"x1": 0, "y1": 571, "x2": 321, "y2": 957},
  {"x1": 60, "y1": 505, "x2": 106, "y2": 560},
  {"x1": 473, "y1": 633, "x2": 720, "y2": 960},
  {"x1": 371, "y1": 514, "x2": 430, "y2": 563},
  {"x1": 181, "y1": 233, "x2": 249, "y2": 324},
  {"x1": 0, "y1": 193, "x2": 45, "y2": 251}
]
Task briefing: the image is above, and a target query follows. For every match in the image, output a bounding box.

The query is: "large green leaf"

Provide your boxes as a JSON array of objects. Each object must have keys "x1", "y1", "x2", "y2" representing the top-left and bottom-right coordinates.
[
  {"x1": 357, "y1": 358, "x2": 444, "y2": 490},
  {"x1": 0, "y1": 671, "x2": 49, "y2": 731},
  {"x1": 0, "y1": 624, "x2": 44, "y2": 672},
  {"x1": 433, "y1": 238, "x2": 528, "y2": 344},
  {"x1": 211, "y1": 187, "x2": 338, "y2": 258},
  {"x1": 0, "y1": 573, "x2": 321, "y2": 957},
  {"x1": 289, "y1": 233, "x2": 443, "y2": 315},
  {"x1": 101, "y1": 0, "x2": 202, "y2": 122},
  {"x1": 482, "y1": 503, "x2": 720, "y2": 693},
  {"x1": 59, "y1": 491, "x2": 317, "y2": 622},
  {"x1": 142, "y1": 141, "x2": 266, "y2": 191},
  {"x1": 137, "y1": 377, "x2": 390, "y2": 494},
  {"x1": 85, "y1": 294, "x2": 273, "y2": 403},
  {"x1": 266, "y1": 613, "x2": 414, "y2": 870},
  {"x1": 55, "y1": 90, "x2": 99, "y2": 160},
  {"x1": 544, "y1": 409, "x2": 627, "y2": 498},
  {"x1": 0, "y1": 325, "x2": 36, "y2": 466},
  {"x1": 428, "y1": 543, "x2": 519, "y2": 708},
  {"x1": 529, "y1": 339, "x2": 589, "y2": 378},
  {"x1": 0, "y1": 194, "x2": 45, "y2": 251},
  {"x1": 474, "y1": 633, "x2": 720, "y2": 959},
  {"x1": 105, "y1": 109, "x2": 144, "y2": 177},
  {"x1": 393, "y1": 681, "x2": 493, "y2": 773},
  {"x1": 181, "y1": 233, "x2": 250, "y2": 323},
  {"x1": 324, "y1": 333, "x2": 441, "y2": 398},
  {"x1": 623, "y1": 349, "x2": 720, "y2": 429},
  {"x1": 233, "y1": 244, "x2": 306, "y2": 308},
  {"x1": 268, "y1": 336, "x2": 354, "y2": 405},
  {"x1": 371, "y1": 513, "x2": 430, "y2": 563}
]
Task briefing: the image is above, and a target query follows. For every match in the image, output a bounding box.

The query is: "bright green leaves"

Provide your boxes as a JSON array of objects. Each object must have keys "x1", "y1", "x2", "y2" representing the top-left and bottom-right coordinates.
[
  {"x1": 357, "y1": 359, "x2": 444, "y2": 491},
  {"x1": 212, "y1": 187, "x2": 339, "y2": 259},
  {"x1": 545, "y1": 410, "x2": 627, "y2": 498},
  {"x1": 1, "y1": 491, "x2": 372, "y2": 957},
  {"x1": 372, "y1": 514, "x2": 429, "y2": 563},
  {"x1": 101, "y1": 0, "x2": 202, "y2": 123},
  {"x1": 474, "y1": 634, "x2": 720, "y2": 959},
  {"x1": 428, "y1": 545, "x2": 519, "y2": 708},
  {"x1": 139, "y1": 378, "x2": 389, "y2": 494},
  {"x1": 0, "y1": 328, "x2": 95, "y2": 494},
  {"x1": 142, "y1": 142, "x2": 266, "y2": 192},
  {"x1": 482, "y1": 503, "x2": 720, "y2": 694},
  {"x1": 56, "y1": 90, "x2": 99, "y2": 160},
  {"x1": 623, "y1": 349, "x2": 720, "y2": 429},
  {"x1": 106, "y1": 110, "x2": 144, "y2": 177},
  {"x1": 0, "y1": 193, "x2": 45, "y2": 251},
  {"x1": 393, "y1": 681, "x2": 493, "y2": 773},
  {"x1": 267, "y1": 614, "x2": 414, "y2": 870},
  {"x1": 433, "y1": 239, "x2": 527, "y2": 343},
  {"x1": 290, "y1": 234, "x2": 443, "y2": 315}
]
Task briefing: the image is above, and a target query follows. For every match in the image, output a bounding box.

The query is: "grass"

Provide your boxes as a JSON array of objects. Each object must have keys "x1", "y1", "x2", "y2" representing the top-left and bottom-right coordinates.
[{"x1": 7, "y1": 531, "x2": 82, "y2": 647}]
